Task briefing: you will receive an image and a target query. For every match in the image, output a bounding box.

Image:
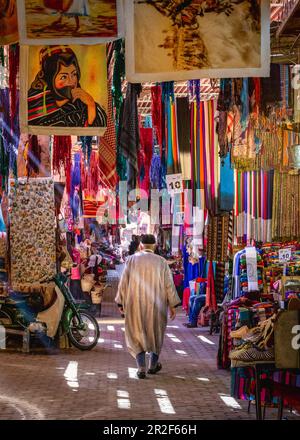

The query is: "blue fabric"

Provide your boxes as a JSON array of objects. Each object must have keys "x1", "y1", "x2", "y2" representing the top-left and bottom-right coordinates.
[
  {"x1": 219, "y1": 153, "x2": 234, "y2": 211},
  {"x1": 189, "y1": 294, "x2": 206, "y2": 326},
  {"x1": 0, "y1": 204, "x2": 6, "y2": 232}
]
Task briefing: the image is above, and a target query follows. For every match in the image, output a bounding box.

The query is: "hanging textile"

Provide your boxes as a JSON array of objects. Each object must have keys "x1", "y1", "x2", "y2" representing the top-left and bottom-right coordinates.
[
  {"x1": 234, "y1": 169, "x2": 274, "y2": 244},
  {"x1": 26, "y1": 135, "x2": 41, "y2": 177},
  {"x1": 70, "y1": 153, "x2": 82, "y2": 221},
  {"x1": 272, "y1": 171, "x2": 300, "y2": 240},
  {"x1": 119, "y1": 83, "x2": 142, "y2": 191},
  {"x1": 207, "y1": 214, "x2": 230, "y2": 262},
  {"x1": 205, "y1": 261, "x2": 217, "y2": 312},
  {"x1": 161, "y1": 82, "x2": 180, "y2": 176},
  {"x1": 219, "y1": 152, "x2": 234, "y2": 211},
  {"x1": 112, "y1": 39, "x2": 127, "y2": 181},
  {"x1": 151, "y1": 85, "x2": 163, "y2": 151},
  {"x1": 99, "y1": 61, "x2": 117, "y2": 190},
  {"x1": 177, "y1": 97, "x2": 191, "y2": 180},
  {"x1": 81, "y1": 150, "x2": 99, "y2": 199},
  {"x1": 138, "y1": 127, "x2": 153, "y2": 196},
  {"x1": 53, "y1": 135, "x2": 72, "y2": 194}
]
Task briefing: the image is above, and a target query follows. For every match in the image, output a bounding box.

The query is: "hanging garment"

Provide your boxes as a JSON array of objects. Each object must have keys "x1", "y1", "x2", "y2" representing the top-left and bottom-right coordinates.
[
  {"x1": 219, "y1": 152, "x2": 234, "y2": 212},
  {"x1": 151, "y1": 85, "x2": 163, "y2": 150},
  {"x1": 205, "y1": 261, "x2": 217, "y2": 312},
  {"x1": 138, "y1": 127, "x2": 153, "y2": 195},
  {"x1": 119, "y1": 83, "x2": 142, "y2": 191},
  {"x1": 115, "y1": 251, "x2": 180, "y2": 358},
  {"x1": 176, "y1": 97, "x2": 191, "y2": 180},
  {"x1": 99, "y1": 69, "x2": 117, "y2": 190}
]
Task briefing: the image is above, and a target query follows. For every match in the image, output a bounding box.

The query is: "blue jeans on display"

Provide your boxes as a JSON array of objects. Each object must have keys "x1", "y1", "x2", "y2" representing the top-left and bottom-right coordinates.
[
  {"x1": 136, "y1": 352, "x2": 159, "y2": 371},
  {"x1": 189, "y1": 294, "x2": 206, "y2": 326}
]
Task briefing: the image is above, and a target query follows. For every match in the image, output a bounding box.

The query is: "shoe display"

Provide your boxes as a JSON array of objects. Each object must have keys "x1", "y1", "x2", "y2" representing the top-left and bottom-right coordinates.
[
  {"x1": 147, "y1": 362, "x2": 162, "y2": 375},
  {"x1": 230, "y1": 325, "x2": 250, "y2": 339},
  {"x1": 229, "y1": 345, "x2": 274, "y2": 362}
]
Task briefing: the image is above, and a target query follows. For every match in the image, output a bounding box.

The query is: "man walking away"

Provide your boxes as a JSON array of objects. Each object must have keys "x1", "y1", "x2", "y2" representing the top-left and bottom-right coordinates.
[{"x1": 115, "y1": 234, "x2": 181, "y2": 379}]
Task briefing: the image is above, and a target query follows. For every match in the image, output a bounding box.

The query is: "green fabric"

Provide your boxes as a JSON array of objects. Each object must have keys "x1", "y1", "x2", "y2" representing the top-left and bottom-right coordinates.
[{"x1": 112, "y1": 39, "x2": 127, "y2": 181}]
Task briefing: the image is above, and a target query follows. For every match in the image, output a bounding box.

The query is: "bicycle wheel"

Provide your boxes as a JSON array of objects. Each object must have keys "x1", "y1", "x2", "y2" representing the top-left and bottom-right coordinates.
[{"x1": 68, "y1": 311, "x2": 100, "y2": 350}]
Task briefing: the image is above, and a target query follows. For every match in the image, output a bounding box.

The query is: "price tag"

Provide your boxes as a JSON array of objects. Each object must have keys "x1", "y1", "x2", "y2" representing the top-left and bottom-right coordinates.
[
  {"x1": 279, "y1": 248, "x2": 292, "y2": 263},
  {"x1": 166, "y1": 173, "x2": 183, "y2": 195}
]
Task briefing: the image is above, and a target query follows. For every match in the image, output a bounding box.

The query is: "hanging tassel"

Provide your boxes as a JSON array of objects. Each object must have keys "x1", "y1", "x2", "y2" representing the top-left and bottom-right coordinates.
[
  {"x1": 26, "y1": 135, "x2": 41, "y2": 177},
  {"x1": 80, "y1": 136, "x2": 93, "y2": 165}
]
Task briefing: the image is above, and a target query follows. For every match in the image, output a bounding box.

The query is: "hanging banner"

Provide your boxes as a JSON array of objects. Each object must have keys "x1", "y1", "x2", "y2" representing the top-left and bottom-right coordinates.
[
  {"x1": 0, "y1": 0, "x2": 19, "y2": 45},
  {"x1": 9, "y1": 177, "x2": 56, "y2": 291},
  {"x1": 17, "y1": 0, "x2": 124, "y2": 45},
  {"x1": 125, "y1": 0, "x2": 270, "y2": 82},
  {"x1": 20, "y1": 44, "x2": 108, "y2": 135}
]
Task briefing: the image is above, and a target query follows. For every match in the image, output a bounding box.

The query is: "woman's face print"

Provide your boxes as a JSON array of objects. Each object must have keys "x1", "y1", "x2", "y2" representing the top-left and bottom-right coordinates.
[{"x1": 54, "y1": 63, "x2": 79, "y2": 100}]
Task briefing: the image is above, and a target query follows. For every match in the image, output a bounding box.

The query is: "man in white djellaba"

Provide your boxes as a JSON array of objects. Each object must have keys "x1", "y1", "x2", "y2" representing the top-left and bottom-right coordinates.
[{"x1": 115, "y1": 234, "x2": 181, "y2": 379}]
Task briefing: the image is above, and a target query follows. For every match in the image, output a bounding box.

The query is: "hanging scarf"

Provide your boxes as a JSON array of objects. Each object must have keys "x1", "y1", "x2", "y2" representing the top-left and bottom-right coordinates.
[
  {"x1": 205, "y1": 261, "x2": 217, "y2": 312},
  {"x1": 81, "y1": 150, "x2": 99, "y2": 199},
  {"x1": 99, "y1": 63, "x2": 117, "y2": 190},
  {"x1": 26, "y1": 135, "x2": 41, "y2": 177},
  {"x1": 53, "y1": 135, "x2": 72, "y2": 196},
  {"x1": 80, "y1": 136, "x2": 93, "y2": 165},
  {"x1": 112, "y1": 39, "x2": 127, "y2": 181},
  {"x1": 138, "y1": 127, "x2": 153, "y2": 195},
  {"x1": 119, "y1": 83, "x2": 142, "y2": 191},
  {"x1": 151, "y1": 85, "x2": 163, "y2": 151}
]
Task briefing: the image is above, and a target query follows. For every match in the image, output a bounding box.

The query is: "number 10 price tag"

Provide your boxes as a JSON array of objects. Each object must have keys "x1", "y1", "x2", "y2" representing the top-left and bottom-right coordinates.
[
  {"x1": 166, "y1": 173, "x2": 183, "y2": 196},
  {"x1": 279, "y1": 248, "x2": 292, "y2": 263}
]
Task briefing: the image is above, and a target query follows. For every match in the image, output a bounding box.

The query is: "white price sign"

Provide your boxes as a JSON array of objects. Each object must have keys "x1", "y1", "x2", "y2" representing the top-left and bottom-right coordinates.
[
  {"x1": 166, "y1": 173, "x2": 183, "y2": 195},
  {"x1": 279, "y1": 248, "x2": 292, "y2": 263}
]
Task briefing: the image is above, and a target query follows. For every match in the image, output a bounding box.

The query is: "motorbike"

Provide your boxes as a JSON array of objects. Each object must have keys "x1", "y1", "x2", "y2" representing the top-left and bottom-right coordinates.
[{"x1": 0, "y1": 272, "x2": 100, "y2": 351}]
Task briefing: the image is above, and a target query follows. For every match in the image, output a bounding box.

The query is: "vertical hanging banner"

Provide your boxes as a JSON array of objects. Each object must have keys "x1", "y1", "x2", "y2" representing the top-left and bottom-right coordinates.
[
  {"x1": 9, "y1": 177, "x2": 56, "y2": 290},
  {"x1": 125, "y1": 0, "x2": 270, "y2": 82},
  {"x1": 20, "y1": 44, "x2": 108, "y2": 135},
  {"x1": 0, "y1": 0, "x2": 19, "y2": 45},
  {"x1": 17, "y1": 0, "x2": 124, "y2": 44}
]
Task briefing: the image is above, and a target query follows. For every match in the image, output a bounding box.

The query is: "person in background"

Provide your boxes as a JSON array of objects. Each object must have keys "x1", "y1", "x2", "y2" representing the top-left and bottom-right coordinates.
[
  {"x1": 115, "y1": 234, "x2": 181, "y2": 379},
  {"x1": 128, "y1": 235, "x2": 140, "y2": 255}
]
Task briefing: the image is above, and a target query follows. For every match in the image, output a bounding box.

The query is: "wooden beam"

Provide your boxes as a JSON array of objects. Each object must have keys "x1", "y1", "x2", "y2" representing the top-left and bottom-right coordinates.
[{"x1": 276, "y1": 0, "x2": 300, "y2": 37}]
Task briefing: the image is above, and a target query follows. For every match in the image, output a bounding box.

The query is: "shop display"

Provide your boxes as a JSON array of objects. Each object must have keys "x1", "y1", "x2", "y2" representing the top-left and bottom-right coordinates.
[
  {"x1": 9, "y1": 177, "x2": 56, "y2": 290},
  {"x1": 1, "y1": 4, "x2": 300, "y2": 420}
]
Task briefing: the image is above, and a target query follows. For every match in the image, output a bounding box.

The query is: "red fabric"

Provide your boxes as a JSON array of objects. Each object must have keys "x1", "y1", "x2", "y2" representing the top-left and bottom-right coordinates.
[
  {"x1": 81, "y1": 150, "x2": 99, "y2": 199},
  {"x1": 182, "y1": 287, "x2": 191, "y2": 312},
  {"x1": 138, "y1": 127, "x2": 153, "y2": 195},
  {"x1": 173, "y1": 273, "x2": 183, "y2": 287},
  {"x1": 205, "y1": 261, "x2": 217, "y2": 312},
  {"x1": 8, "y1": 44, "x2": 19, "y2": 130},
  {"x1": 53, "y1": 136, "x2": 72, "y2": 195},
  {"x1": 151, "y1": 85, "x2": 162, "y2": 150},
  {"x1": 99, "y1": 75, "x2": 117, "y2": 190}
]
